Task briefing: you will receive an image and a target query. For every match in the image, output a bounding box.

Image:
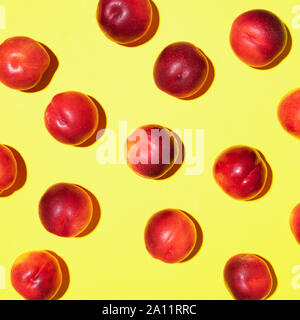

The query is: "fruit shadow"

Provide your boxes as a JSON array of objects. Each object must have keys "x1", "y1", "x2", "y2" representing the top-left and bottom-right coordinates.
[
  {"x1": 47, "y1": 250, "x2": 70, "y2": 300},
  {"x1": 182, "y1": 54, "x2": 215, "y2": 100},
  {"x1": 156, "y1": 130, "x2": 185, "y2": 180},
  {"x1": 248, "y1": 150, "x2": 273, "y2": 201},
  {"x1": 0, "y1": 146, "x2": 27, "y2": 197},
  {"x1": 76, "y1": 186, "x2": 101, "y2": 237},
  {"x1": 256, "y1": 254, "x2": 278, "y2": 299},
  {"x1": 123, "y1": 0, "x2": 159, "y2": 47},
  {"x1": 180, "y1": 211, "x2": 203, "y2": 263},
  {"x1": 76, "y1": 96, "x2": 107, "y2": 147},
  {"x1": 23, "y1": 43, "x2": 59, "y2": 93},
  {"x1": 253, "y1": 25, "x2": 292, "y2": 70}
]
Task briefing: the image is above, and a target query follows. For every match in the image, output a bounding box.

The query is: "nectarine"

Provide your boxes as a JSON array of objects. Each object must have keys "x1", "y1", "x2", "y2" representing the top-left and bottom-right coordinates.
[
  {"x1": 230, "y1": 9, "x2": 287, "y2": 67},
  {"x1": 0, "y1": 36, "x2": 50, "y2": 90},
  {"x1": 97, "y1": 0, "x2": 152, "y2": 44},
  {"x1": 44, "y1": 91, "x2": 99, "y2": 145},
  {"x1": 224, "y1": 254, "x2": 272, "y2": 300},
  {"x1": 39, "y1": 183, "x2": 93, "y2": 237},
  {"x1": 278, "y1": 89, "x2": 300, "y2": 139},
  {"x1": 153, "y1": 42, "x2": 208, "y2": 98},
  {"x1": 11, "y1": 250, "x2": 62, "y2": 300},
  {"x1": 126, "y1": 124, "x2": 178, "y2": 179},
  {"x1": 0, "y1": 145, "x2": 17, "y2": 193},
  {"x1": 144, "y1": 209, "x2": 197, "y2": 263},
  {"x1": 290, "y1": 203, "x2": 300, "y2": 243},
  {"x1": 213, "y1": 146, "x2": 267, "y2": 200}
]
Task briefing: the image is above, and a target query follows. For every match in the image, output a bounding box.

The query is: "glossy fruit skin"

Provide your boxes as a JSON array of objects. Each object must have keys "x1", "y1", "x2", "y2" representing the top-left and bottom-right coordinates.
[
  {"x1": 126, "y1": 124, "x2": 177, "y2": 179},
  {"x1": 11, "y1": 251, "x2": 62, "y2": 300},
  {"x1": 213, "y1": 146, "x2": 267, "y2": 200},
  {"x1": 39, "y1": 183, "x2": 93, "y2": 237},
  {"x1": 230, "y1": 9, "x2": 287, "y2": 67},
  {"x1": 278, "y1": 89, "x2": 300, "y2": 139},
  {"x1": 0, "y1": 36, "x2": 50, "y2": 90},
  {"x1": 290, "y1": 203, "x2": 300, "y2": 243},
  {"x1": 44, "y1": 91, "x2": 99, "y2": 145},
  {"x1": 144, "y1": 209, "x2": 197, "y2": 263},
  {"x1": 97, "y1": 0, "x2": 152, "y2": 44},
  {"x1": 0, "y1": 145, "x2": 17, "y2": 193},
  {"x1": 153, "y1": 42, "x2": 208, "y2": 98},
  {"x1": 224, "y1": 254, "x2": 272, "y2": 300}
]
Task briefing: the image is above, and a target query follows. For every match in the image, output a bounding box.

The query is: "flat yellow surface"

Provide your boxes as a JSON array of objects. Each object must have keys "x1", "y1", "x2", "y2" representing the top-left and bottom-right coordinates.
[{"x1": 0, "y1": 0, "x2": 300, "y2": 300}]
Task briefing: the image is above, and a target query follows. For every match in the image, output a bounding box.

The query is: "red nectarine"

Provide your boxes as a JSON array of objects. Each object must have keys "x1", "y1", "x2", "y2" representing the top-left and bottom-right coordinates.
[
  {"x1": 230, "y1": 9, "x2": 287, "y2": 67},
  {"x1": 0, "y1": 145, "x2": 17, "y2": 193},
  {"x1": 213, "y1": 146, "x2": 267, "y2": 200},
  {"x1": 144, "y1": 209, "x2": 197, "y2": 263},
  {"x1": 278, "y1": 89, "x2": 300, "y2": 139},
  {"x1": 290, "y1": 203, "x2": 300, "y2": 244},
  {"x1": 153, "y1": 42, "x2": 208, "y2": 98},
  {"x1": 39, "y1": 183, "x2": 93, "y2": 237},
  {"x1": 126, "y1": 124, "x2": 178, "y2": 179},
  {"x1": 97, "y1": 0, "x2": 152, "y2": 44},
  {"x1": 44, "y1": 91, "x2": 99, "y2": 145},
  {"x1": 11, "y1": 250, "x2": 62, "y2": 300},
  {"x1": 224, "y1": 254, "x2": 272, "y2": 300},
  {"x1": 0, "y1": 36, "x2": 50, "y2": 90}
]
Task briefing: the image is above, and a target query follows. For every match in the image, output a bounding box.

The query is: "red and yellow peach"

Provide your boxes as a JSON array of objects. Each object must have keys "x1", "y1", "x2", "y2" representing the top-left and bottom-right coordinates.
[
  {"x1": 144, "y1": 209, "x2": 197, "y2": 263},
  {"x1": 230, "y1": 9, "x2": 287, "y2": 68},
  {"x1": 39, "y1": 183, "x2": 93, "y2": 237},
  {"x1": 11, "y1": 250, "x2": 62, "y2": 300}
]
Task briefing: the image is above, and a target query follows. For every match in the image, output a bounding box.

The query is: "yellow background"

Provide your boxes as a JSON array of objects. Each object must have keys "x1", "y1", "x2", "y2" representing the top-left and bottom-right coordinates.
[{"x1": 0, "y1": 0, "x2": 299, "y2": 300}]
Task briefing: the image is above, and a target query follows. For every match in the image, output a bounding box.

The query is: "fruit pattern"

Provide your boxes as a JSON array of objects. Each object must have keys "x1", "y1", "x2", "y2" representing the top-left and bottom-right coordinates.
[{"x1": 0, "y1": 1, "x2": 296, "y2": 300}]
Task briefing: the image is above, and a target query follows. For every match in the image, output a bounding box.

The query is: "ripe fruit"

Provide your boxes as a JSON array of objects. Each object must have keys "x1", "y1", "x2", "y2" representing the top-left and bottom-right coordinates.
[
  {"x1": 230, "y1": 9, "x2": 287, "y2": 67},
  {"x1": 213, "y1": 146, "x2": 267, "y2": 200},
  {"x1": 39, "y1": 183, "x2": 93, "y2": 237},
  {"x1": 0, "y1": 145, "x2": 17, "y2": 193},
  {"x1": 153, "y1": 42, "x2": 209, "y2": 98},
  {"x1": 11, "y1": 250, "x2": 62, "y2": 300},
  {"x1": 0, "y1": 36, "x2": 50, "y2": 90},
  {"x1": 224, "y1": 254, "x2": 273, "y2": 300},
  {"x1": 144, "y1": 209, "x2": 197, "y2": 263},
  {"x1": 290, "y1": 203, "x2": 300, "y2": 243},
  {"x1": 97, "y1": 0, "x2": 152, "y2": 44},
  {"x1": 126, "y1": 124, "x2": 178, "y2": 179},
  {"x1": 44, "y1": 91, "x2": 99, "y2": 145},
  {"x1": 278, "y1": 89, "x2": 300, "y2": 139}
]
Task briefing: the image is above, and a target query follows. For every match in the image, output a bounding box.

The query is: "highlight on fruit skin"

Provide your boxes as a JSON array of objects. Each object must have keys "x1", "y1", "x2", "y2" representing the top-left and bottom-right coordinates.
[{"x1": 11, "y1": 250, "x2": 63, "y2": 300}]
